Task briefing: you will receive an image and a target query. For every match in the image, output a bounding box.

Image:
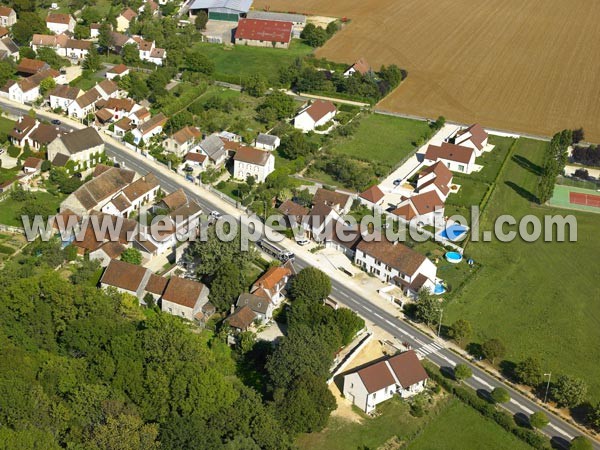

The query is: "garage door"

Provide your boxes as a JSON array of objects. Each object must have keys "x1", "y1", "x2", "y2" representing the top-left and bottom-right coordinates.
[{"x1": 209, "y1": 11, "x2": 238, "y2": 22}]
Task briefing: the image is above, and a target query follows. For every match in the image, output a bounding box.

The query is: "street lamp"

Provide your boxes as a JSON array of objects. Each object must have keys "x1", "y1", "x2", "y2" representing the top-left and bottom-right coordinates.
[
  {"x1": 437, "y1": 308, "x2": 443, "y2": 337},
  {"x1": 543, "y1": 372, "x2": 552, "y2": 403}
]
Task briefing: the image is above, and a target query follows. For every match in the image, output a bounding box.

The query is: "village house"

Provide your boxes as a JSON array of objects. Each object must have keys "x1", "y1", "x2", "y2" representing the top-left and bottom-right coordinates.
[
  {"x1": 225, "y1": 305, "x2": 257, "y2": 333},
  {"x1": 254, "y1": 133, "x2": 280, "y2": 151},
  {"x1": 294, "y1": 100, "x2": 337, "y2": 132},
  {"x1": 100, "y1": 259, "x2": 151, "y2": 298},
  {"x1": 155, "y1": 188, "x2": 188, "y2": 212},
  {"x1": 31, "y1": 33, "x2": 67, "y2": 53},
  {"x1": 60, "y1": 166, "x2": 137, "y2": 215},
  {"x1": 129, "y1": 107, "x2": 150, "y2": 125},
  {"x1": 359, "y1": 185, "x2": 385, "y2": 209},
  {"x1": 101, "y1": 173, "x2": 160, "y2": 218},
  {"x1": 343, "y1": 350, "x2": 428, "y2": 413},
  {"x1": 424, "y1": 142, "x2": 477, "y2": 174},
  {"x1": 22, "y1": 157, "x2": 43, "y2": 174},
  {"x1": 16, "y1": 58, "x2": 49, "y2": 76},
  {"x1": 0, "y1": 27, "x2": 8, "y2": 38},
  {"x1": 138, "y1": 0, "x2": 159, "y2": 16},
  {"x1": 236, "y1": 293, "x2": 274, "y2": 323},
  {"x1": 416, "y1": 161, "x2": 453, "y2": 201},
  {"x1": 354, "y1": 238, "x2": 438, "y2": 297},
  {"x1": 198, "y1": 134, "x2": 228, "y2": 167},
  {"x1": 89, "y1": 241, "x2": 127, "y2": 267},
  {"x1": 113, "y1": 117, "x2": 133, "y2": 138},
  {"x1": 116, "y1": 8, "x2": 137, "y2": 32},
  {"x1": 0, "y1": 6, "x2": 16, "y2": 27},
  {"x1": 49, "y1": 84, "x2": 83, "y2": 111},
  {"x1": 47, "y1": 126, "x2": 105, "y2": 171},
  {"x1": 109, "y1": 32, "x2": 136, "y2": 53},
  {"x1": 312, "y1": 187, "x2": 353, "y2": 214},
  {"x1": 8, "y1": 115, "x2": 37, "y2": 147},
  {"x1": 184, "y1": 152, "x2": 208, "y2": 171},
  {"x1": 102, "y1": 97, "x2": 140, "y2": 121},
  {"x1": 96, "y1": 79, "x2": 123, "y2": 100},
  {"x1": 235, "y1": 18, "x2": 293, "y2": 49},
  {"x1": 246, "y1": 10, "x2": 306, "y2": 37},
  {"x1": 132, "y1": 112, "x2": 167, "y2": 145},
  {"x1": 68, "y1": 88, "x2": 101, "y2": 119},
  {"x1": 90, "y1": 23, "x2": 101, "y2": 38},
  {"x1": 46, "y1": 13, "x2": 76, "y2": 34},
  {"x1": 0, "y1": 36, "x2": 18, "y2": 60},
  {"x1": 324, "y1": 220, "x2": 362, "y2": 258},
  {"x1": 161, "y1": 276, "x2": 211, "y2": 322},
  {"x1": 453, "y1": 123, "x2": 490, "y2": 157},
  {"x1": 0, "y1": 68, "x2": 60, "y2": 104},
  {"x1": 392, "y1": 190, "x2": 445, "y2": 226},
  {"x1": 106, "y1": 63, "x2": 130, "y2": 80},
  {"x1": 9, "y1": 116, "x2": 59, "y2": 150},
  {"x1": 250, "y1": 265, "x2": 292, "y2": 306},
  {"x1": 132, "y1": 36, "x2": 167, "y2": 65},
  {"x1": 343, "y1": 57, "x2": 372, "y2": 78},
  {"x1": 164, "y1": 126, "x2": 202, "y2": 157},
  {"x1": 64, "y1": 38, "x2": 92, "y2": 60},
  {"x1": 233, "y1": 146, "x2": 275, "y2": 183}
]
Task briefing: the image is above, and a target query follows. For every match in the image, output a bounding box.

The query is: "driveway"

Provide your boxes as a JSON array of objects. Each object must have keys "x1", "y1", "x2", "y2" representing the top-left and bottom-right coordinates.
[{"x1": 0, "y1": 152, "x2": 18, "y2": 169}]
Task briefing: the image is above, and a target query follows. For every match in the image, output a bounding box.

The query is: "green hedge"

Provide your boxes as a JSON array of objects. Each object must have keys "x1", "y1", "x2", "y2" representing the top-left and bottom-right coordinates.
[{"x1": 424, "y1": 362, "x2": 552, "y2": 449}]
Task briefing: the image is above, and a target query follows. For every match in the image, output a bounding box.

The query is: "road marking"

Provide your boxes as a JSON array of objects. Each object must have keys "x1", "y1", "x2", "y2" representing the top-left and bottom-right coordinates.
[
  {"x1": 373, "y1": 312, "x2": 383, "y2": 318},
  {"x1": 510, "y1": 399, "x2": 534, "y2": 414},
  {"x1": 472, "y1": 375, "x2": 493, "y2": 389},
  {"x1": 385, "y1": 319, "x2": 395, "y2": 326},
  {"x1": 363, "y1": 306, "x2": 372, "y2": 313},
  {"x1": 548, "y1": 423, "x2": 573, "y2": 439}
]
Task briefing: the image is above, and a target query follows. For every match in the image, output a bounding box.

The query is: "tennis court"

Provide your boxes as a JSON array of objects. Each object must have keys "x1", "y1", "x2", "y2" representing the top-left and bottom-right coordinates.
[{"x1": 549, "y1": 184, "x2": 600, "y2": 213}]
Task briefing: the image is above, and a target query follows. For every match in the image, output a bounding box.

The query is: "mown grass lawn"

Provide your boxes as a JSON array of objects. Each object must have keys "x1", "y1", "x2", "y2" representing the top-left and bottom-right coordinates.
[
  {"x1": 0, "y1": 116, "x2": 15, "y2": 136},
  {"x1": 193, "y1": 40, "x2": 314, "y2": 85},
  {"x1": 445, "y1": 137, "x2": 600, "y2": 400},
  {"x1": 406, "y1": 400, "x2": 532, "y2": 450},
  {"x1": 332, "y1": 113, "x2": 432, "y2": 167},
  {"x1": 0, "y1": 191, "x2": 65, "y2": 227}
]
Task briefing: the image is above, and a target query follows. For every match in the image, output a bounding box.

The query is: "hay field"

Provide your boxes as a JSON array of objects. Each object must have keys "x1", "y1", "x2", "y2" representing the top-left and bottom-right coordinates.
[{"x1": 254, "y1": 0, "x2": 600, "y2": 141}]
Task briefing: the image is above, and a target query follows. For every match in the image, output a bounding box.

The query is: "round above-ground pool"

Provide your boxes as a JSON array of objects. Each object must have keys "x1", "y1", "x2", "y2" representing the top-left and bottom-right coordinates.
[
  {"x1": 445, "y1": 252, "x2": 463, "y2": 263},
  {"x1": 434, "y1": 283, "x2": 446, "y2": 295}
]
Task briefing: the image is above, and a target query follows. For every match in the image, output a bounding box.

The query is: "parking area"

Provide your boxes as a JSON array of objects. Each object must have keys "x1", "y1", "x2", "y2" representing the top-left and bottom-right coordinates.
[{"x1": 203, "y1": 20, "x2": 237, "y2": 44}]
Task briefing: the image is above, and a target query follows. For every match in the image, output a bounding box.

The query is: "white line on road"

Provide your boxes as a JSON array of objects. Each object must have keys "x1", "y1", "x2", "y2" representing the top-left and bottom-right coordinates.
[
  {"x1": 548, "y1": 423, "x2": 573, "y2": 439},
  {"x1": 472, "y1": 375, "x2": 493, "y2": 389},
  {"x1": 510, "y1": 399, "x2": 534, "y2": 414}
]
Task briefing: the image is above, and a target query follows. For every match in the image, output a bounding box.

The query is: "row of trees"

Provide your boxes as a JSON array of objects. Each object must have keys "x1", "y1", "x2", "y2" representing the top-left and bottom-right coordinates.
[
  {"x1": 572, "y1": 145, "x2": 600, "y2": 167},
  {"x1": 537, "y1": 129, "x2": 572, "y2": 203}
]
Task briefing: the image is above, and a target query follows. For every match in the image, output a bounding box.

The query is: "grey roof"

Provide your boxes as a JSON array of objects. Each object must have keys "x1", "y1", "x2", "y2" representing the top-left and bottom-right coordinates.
[
  {"x1": 189, "y1": 0, "x2": 252, "y2": 13},
  {"x1": 199, "y1": 134, "x2": 226, "y2": 162},
  {"x1": 0, "y1": 37, "x2": 18, "y2": 54},
  {"x1": 58, "y1": 127, "x2": 104, "y2": 154},
  {"x1": 246, "y1": 11, "x2": 306, "y2": 24},
  {"x1": 237, "y1": 292, "x2": 272, "y2": 315},
  {"x1": 255, "y1": 133, "x2": 279, "y2": 146}
]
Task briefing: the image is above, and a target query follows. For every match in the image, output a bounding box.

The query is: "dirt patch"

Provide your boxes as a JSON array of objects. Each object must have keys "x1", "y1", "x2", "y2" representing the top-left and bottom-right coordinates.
[
  {"x1": 306, "y1": 15, "x2": 338, "y2": 28},
  {"x1": 255, "y1": 0, "x2": 600, "y2": 142}
]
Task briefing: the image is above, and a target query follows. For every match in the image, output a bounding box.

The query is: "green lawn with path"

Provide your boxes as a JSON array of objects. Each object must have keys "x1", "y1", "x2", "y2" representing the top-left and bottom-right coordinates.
[
  {"x1": 193, "y1": 40, "x2": 314, "y2": 85},
  {"x1": 445, "y1": 137, "x2": 600, "y2": 400},
  {"x1": 332, "y1": 113, "x2": 432, "y2": 167}
]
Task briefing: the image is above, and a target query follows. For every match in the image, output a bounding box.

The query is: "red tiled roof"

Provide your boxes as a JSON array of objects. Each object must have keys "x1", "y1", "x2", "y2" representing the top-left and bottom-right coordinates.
[
  {"x1": 456, "y1": 123, "x2": 488, "y2": 150},
  {"x1": 46, "y1": 13, "x2": 73, "y2": 24},
  {"x1": 425, "y1": 142, "x2": 474, "y2": 165},
  {"x1": 226, "y1": 305, "x2": 256, "y2": 330},
  {"x1": 236, "y1": 18, "x2": 293, "y2": 43},
  {"x1": 253, "y1": 266, "x2": 291, "y2": 291},
  {"x1": 356, "y1": 238, "x2": 426, "y2": 277},
  {"x1": 305, "y1": 100, "x2": 336, "y2": 123},
  {"x1": 108, "y1": 63, "x2": 129, "y2": 75},
  {"x1": 171, "y1": 126, "x2": 201, "y2": 145},
  {"x1": 0, "y1": 7, "x2": 15, "y2": 17},
  {"x1": 162, "y1": 276, "x2": 205, "y2": 308},
  {"x1": 120, "y1": 8, "x2": 138, "y2": 21},
  {"x1": 387, "y1": 350, "x2": 429, "y2": 388},
  {"x1": 101, "y1": 259, "x2": 148, "y2": 292},
  {"x1": 407, "y1": 190, "x2": 444, "y2": 216},
  {"x1": 184, "y1": 152, "x2": 207, "y2": 164},
  {"x1": 357, "y1": 359, "x2": 396, "y2": 394},
  {"x1": 233, "y1": 146, "x2": 271, "y2": 166},
  {"x1": 348, "y1": 57, "x2": 370, "y2": 75},
  {"x1": 360, "y1": 185, "x2": 384, "y2": 204}
]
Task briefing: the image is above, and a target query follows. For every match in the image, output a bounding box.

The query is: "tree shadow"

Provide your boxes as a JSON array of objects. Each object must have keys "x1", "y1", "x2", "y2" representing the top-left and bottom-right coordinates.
[
  {"x1": 499, "y1": 359, "x2": 517, "y2": 380},
  {"x1": 505, "y1": 181, "x2": 538, "y2": 203},
  {"x1": 512, "y1": 154, "x2": 544, "y2": 176},
  {"x1": 466, "y1": 342, "x2": 484, "y2": 360}
]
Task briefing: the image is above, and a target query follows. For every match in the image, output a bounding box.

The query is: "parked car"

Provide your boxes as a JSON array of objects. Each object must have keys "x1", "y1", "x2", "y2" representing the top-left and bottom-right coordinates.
[
  {"x1": 51, "y1": 119, "x2": 61, "y2": 125},
  {"x1": 295, "y1": 237, "x2": 310, "y2": 246},
  {"x1": 210, "y1": 211, "x2": 222, "y2": 219},
  {"x1": 185, "y1": 174, "x2": 195, "y2": 183},
  {"x1": 393, "y1": 179, "x2": 402, "y2": 186}
]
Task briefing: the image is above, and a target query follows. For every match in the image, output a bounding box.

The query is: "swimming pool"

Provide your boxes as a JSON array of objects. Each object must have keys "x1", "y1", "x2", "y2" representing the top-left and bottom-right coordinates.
[
  {"x1": 437, "y1": 224, "x2": 468, "y2": 241},
  {"x1": 445, "y1": 252, "x2": 463, "y2": 263},
  {"x1": 434, "y1": 283, "x2": 446, "y2": 295}
]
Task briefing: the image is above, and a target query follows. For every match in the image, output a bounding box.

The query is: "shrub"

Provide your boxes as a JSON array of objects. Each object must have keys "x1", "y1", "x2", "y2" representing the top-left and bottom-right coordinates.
[
  {"x1": 7, "y1": 145, "x2": 20, "y2": 158},
  {"x1": 490, "y1": 387, "x2": 510, "y2": 404},
  {"x1": 529, "y1": 411, "x2": 549, "y2": 429},
  {"x1": 453, "y1": 364, "x2": 472, "y2": 381}
]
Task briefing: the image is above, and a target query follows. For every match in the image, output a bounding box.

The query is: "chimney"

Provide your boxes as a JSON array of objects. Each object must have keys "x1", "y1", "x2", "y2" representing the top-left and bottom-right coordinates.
[{"x1": 230, "y1": 304, "x2": 235, "y2": 315}]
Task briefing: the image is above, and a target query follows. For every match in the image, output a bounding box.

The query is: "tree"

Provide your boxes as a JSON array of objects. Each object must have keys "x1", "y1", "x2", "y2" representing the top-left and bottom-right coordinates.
[
  {"x1": 86, "y1": 414, "x2": 160, "y2": 450},
  {"x1": 325, "y1": 20, "x2": 339, "y2": 36},
  {"x1": 589, "y1": 402, "x2": 600, "y2": 431},
  {"x1": 194, "y1": 11, "x2": 208, "y2": 30},
  {"x1": 529, "y1": 411, "x2": 549, "y2": 430},
  {"x1": 514, "y1": 357, "x2": 543, "y2": 387},
  {"x1": 0, "y1": 61, "x2": 15, "y2": 88},
  {"x1": 300, "y1": 23, "x2": 328, "y2": 47},
  {"x1": 236, "y1": 331, "x2": 256, "y2": 355},
  {"x1": 123, "y1": 43, "x2": 141, "y2": 65},
  {"x1": 288, "y1": 267, "x2": 331, "y2": 303},
  {"x1": 12, "y1": 12, "x2": 47, "y2": 45},
  {"x1": 120, "y1": 248, "x2": 142, "y2": 265},
  {"x1": 258, "y1": 91, "x2": 296, "y2": 121},
  {"x1": 414, "y1": 289, "x2": 441, "y2": 328},
  {"x1": 278, "y1": 131, "x2": 317, "y2": 159},
  {"x1": 74, "y1": 24, "x2": 91, "y2": 40},
  {"x1": 209, "y1": 262, "x2": 247, "y2": 312},
  {"x1": 448, "y1": 319, "x2": 472, "y2": 346},
  {"x1": 572, "y1": 128, "x2": 585, "y2": 144},
  {"x1": 185, "y1": 50, "x2": 214, "y2": 75},
  {"x1": 550, "y1": 375, "x2": 588, "y2": 408},
  {"x1": 37, "y1": 47, "x2": 68, "y2": 70},
  {"x1": 432, "y1": 115, "x2": 446, "y2": 130},
  {"x1": 82, "y1": 46, "x2": 100, "y2": 71},
  {"x1": 98, "y1": 22, "x2": 113, "y2": 53},
  {"x1": 481, "y1": 338, "x2": 506, "y2": 365},
  {"x1": 242, "y1": 74, "x2": 267, "y2": 97},
  {"x1": 490, "y1": 387, "x2": 510, "y2": 404},
  {"x1": 39, "y1": 77, "x2": 56, "y2": 96},
  {"x1": 571, "y1": 436, "x2": 594, "y2": 450},
  {"x1": 453, "y1": 364, "x2": 472, "y2": 382}
]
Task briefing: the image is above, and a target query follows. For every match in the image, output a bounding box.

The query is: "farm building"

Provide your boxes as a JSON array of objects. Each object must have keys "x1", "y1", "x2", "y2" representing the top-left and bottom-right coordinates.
[
  {"x1": 246, "y1": 10, "x2": 305, "y2": 37},
  {"x1": 235, "y1": 18, "x2": 293, "y2": 48},
  {"x1": 188, "y1": 0, "x2": 253, "y2": 22}
]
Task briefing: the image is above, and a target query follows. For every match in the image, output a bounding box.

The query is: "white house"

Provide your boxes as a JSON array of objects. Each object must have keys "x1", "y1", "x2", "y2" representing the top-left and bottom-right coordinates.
[
  {"x1": 392, "y1": 190, "x2": 445, "y2": 227},
  {"x1": 198, "y1": 134, "x2": 228, "y2": 167},
  {"x1": 249, "y1": 265, "x2": 292, "y2": 307},
  {"x1": 90, "y1": 23, "x2": 101, "y2": 39},
  {"x1": 234, "y1": 18, "x2": 293, "y2": 49},
  {"x1": 132, "y1": 36, "x2": 166, "y2": 65},
  {"x1": 343, "y1": 57, "x2": 371, "y2": 78},
  {"x1": 236, "y1": 293, "x2": 274, "y2": 323},
  {"x1": 100, "y1": 259, "x2": 152, "y2": 299},
  {"x1": 233, "y1": 146, "x2": 275, "y2": 183},
  {"x1": 47, "y1": 127, "x2": 105, "y2": 170},
  {"x1": 49, "y1": 84, "x2": 83, "y2": 111},
  {"x1": 113, "y1": 117, "x2": 133, "y2": 138},
  {"x1": 46, "y1": 13, "x2": 75, "y2": 34},
  {"x1": 343, "y1": 350, "x2": 428, "y2": 413},
  {"x1": 0, "y1": 6, "x2": 17, "y2": 27},
  {"x1": 254, "y1": 133, "x2": 280, "y2": 151},
  {"x1": 354, "y1": 238, "x2": 437, "y2": 297},
  {"x1": 0, "y1": 68, "x2": 60, "y2": 104},
  {"x1": 106, "y1": 63, "x2": 130, "y2": 80},
  {"x1": 416, "y1": 161, "x2": 453, "y2": 201},
  {"x1": 454, "y1": 123, "x2": 490, "y2": 157},
  {"x1": 132, "y1": 112, "x2": 167, "y2": 145},
  {"x1": 294, "y1": 100, "x2": 337, "y2": 132},
  {"x1": 68, "y1": 88, "x2": 101, "y2": 119},
  {"x1": 0, "y1": 36, "x2": 19, "y2": 60},
  {"x1": 100, "y1": 173, "x2": 160, "y2": 218},
  {"x1": 164, "y1": 126, "x2": 201, "y2": 157},
  {"x1": 424, "y1": 142, "x2": 476, "y2": 174}
]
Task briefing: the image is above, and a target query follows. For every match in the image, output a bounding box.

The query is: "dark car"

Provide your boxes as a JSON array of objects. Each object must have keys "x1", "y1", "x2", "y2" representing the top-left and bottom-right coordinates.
[
  {"x1": 51, "y1": 119, "x2": 61, "y2": 125},
  {"x1": 393, "y1": 179, "x2": 402, "y2": 186}
]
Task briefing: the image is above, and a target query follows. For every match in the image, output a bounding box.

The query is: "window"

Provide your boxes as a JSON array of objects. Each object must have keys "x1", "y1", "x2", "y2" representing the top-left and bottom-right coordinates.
[{"x1": 458, "y1": 164, "x2": 465, "y2": 172}]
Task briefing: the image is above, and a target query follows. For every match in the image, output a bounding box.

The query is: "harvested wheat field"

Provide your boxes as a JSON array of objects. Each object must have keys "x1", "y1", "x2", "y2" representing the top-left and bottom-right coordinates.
[{"x1": 255, "y1": 0, "x2": 600, "y2": 141}]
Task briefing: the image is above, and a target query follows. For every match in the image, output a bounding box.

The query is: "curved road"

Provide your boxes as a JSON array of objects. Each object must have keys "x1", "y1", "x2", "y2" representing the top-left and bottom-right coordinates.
[{"x1": 1, "y1": 99, "x2": 596, "y2": 449}]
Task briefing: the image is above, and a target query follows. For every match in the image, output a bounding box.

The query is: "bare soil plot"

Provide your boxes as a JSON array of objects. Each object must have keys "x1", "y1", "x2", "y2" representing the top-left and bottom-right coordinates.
[{"x1": 255, "y1": 0, "x2": 600, "y2": 142}]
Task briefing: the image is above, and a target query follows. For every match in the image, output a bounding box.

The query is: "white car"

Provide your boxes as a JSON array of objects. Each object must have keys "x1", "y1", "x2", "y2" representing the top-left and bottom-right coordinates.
[
  {"x1": 0, "y1": 149, "x2": 4, "y2": 155},
  {"x1": 295, "y1": 237, "x2": 310, "y2": 246},
  {"x1": 210, "y1": 211, "x2": 222, "y2": 219}
]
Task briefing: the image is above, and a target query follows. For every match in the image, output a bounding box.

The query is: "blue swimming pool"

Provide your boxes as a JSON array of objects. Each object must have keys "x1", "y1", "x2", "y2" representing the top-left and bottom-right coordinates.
[
  {"x1": 445, "y1": 252, "x2": 463, "y2": 263},
  {"x1": 437, "y1": 224, "x2": 468, "y2": 241},
  {"x1": 434, "y1": 283, "x2": 446, "y2": 295}
]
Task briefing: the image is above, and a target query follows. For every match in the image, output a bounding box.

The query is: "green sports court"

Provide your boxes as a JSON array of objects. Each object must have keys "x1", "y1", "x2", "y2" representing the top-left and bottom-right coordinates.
[{"x1": 549, "y1": 184, "x2": 600, "y2": 213}]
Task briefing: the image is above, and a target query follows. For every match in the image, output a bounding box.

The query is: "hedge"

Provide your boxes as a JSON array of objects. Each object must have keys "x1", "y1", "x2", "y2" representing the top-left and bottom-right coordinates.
[{"x1": 424, "y1": 362, "x2": 552, "y2": 449}]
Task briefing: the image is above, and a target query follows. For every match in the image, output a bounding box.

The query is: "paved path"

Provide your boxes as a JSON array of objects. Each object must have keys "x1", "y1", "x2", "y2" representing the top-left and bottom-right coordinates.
[{"x1": 0, "y1": 97, "x2": 596, "y2": 449}]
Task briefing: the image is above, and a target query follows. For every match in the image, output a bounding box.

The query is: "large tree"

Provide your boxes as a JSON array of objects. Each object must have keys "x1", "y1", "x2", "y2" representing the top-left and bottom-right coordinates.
[
  {"x1": 288, "y1": 267, "x2": 331, "y2": 303},
  {"x1": 414, "y1": 289, "x2": 441, "y2": 328},
  {"x1": 481, "y1": 338, "x2": 506, "y2": 365},
  {"x1": 514, "y1": 357, "x2": 543, "y2": 387},
  {"x1": 448, "y1": 319, "x2": 472, "y2": 346},
  {"x1": 550, "y1": 375, "x2": 588, "y2": 408}
]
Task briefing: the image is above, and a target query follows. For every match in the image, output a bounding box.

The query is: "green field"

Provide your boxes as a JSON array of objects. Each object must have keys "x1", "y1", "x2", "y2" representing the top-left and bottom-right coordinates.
[
  {"x1": 0, "y1": 116, "x2": 15, "y2": 135},
  {"x1": 332, "y1": 113, "x2": 432, "y2": 167},
  {"x1": 297, "y1": 396, "x2": 531, "y2": 450},
  {"x1": 446, "y1": 137, "x2": 600, "y2": 400},
  {"x1": 406, "y1": 400, "x2": 532, "y2": 450},
  {"x1": 193, "y1": 40, "x2": 314, "y2": 85},
  {"x1": 0, "y1": 191, "x2": 64, "y2": 227}
]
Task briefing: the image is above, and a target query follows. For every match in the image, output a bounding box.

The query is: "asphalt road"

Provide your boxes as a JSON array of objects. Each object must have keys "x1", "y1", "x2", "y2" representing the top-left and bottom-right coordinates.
[{"x1": 1, "y1": 100, "x2": 595, "y2": 448}]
